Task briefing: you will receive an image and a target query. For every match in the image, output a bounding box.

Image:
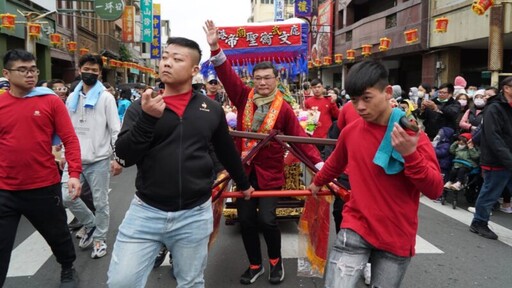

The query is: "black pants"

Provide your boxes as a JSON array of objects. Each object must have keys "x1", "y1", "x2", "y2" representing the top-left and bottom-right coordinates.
[
  {"x1": 332, "y1": 173, "x2": 351, "y2": 234},
  {"x1": 0, "y1": 184, "x2": 76, "y2": 286},
  {"x1": 448, "y1": 166, "x2": 471, "y2": 183},
  {"x1": 236, "y1": 172, "x2": 281, "y2": 266}
]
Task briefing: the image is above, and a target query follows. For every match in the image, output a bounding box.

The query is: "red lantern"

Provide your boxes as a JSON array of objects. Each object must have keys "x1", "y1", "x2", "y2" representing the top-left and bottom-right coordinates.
[
  {"x1": 28, "y1": 23, "x2": 42, "y2": 39},
  {"x1": 361, "y1": 44, "x2": 372, "y2": 57},
  {"x1": 79, "y1": 48, "x2": 89, "y2": 56},
  {"x1": 314, "y1": 58, "x2": 321, "y2": 66},
  {"x1": 379, "y1": 37, "x2": 391, "y2": 51},
  {"x1": 435, "y1": 17, "x2": 449, "y2": 33},
  {"x1": 0, "y1": 14, "x2": 16, "y2": 29},
  {"x1": 404, "y1": 29, "x2": 418, "y2": 44},
  {"x1": 67, "y1": 41, "x2": 77, "y2": 53},
  {"x1": 49, "y1": 33, "x2": 62, "y2": 47},
  {"x1": 323, "y1": 56, "x2": 332, "y2": 66},
  {"x1": 308, "y1": 61, "x2": 313, "y2": 69},
  {"x1": 346, "y1": 49, "x2": 355, "y2": 61},
  {"x1": 334, "y1": 53, "x2": 343, "y2": 64},
  {"x1": 472, "y1": 0, "x2": 494, "y2": 15}
]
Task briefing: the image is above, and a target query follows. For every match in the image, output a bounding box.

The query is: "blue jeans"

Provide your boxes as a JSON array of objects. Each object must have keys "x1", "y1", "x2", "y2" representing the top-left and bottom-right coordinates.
[
  {"x1": 62, "y1": 158, "x2": 111, "y2": 241},
  {"x1": 324, "y1": 229, "x2": 411, "y2": 288},
  {"x1": 474, "y1": 169, "x2": 512, "y2": 223},
  {"x1": 107, "y1": 196, "x2": 213, "y2": 288}
]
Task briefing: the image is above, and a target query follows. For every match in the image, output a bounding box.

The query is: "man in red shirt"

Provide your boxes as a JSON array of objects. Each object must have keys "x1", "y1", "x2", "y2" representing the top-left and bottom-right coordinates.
[
  {"x1": 309, "y1": 60, "x2": 443, "y2": 287},
  {"x1": 304, "y1": 78, "x2": 339, "y2": 157},
  {"x1": 205, "y1": 20, "x2": 324, "y2": 285},
  {"x1": 0, "y1": 49, "x2": 82, "y2": 287}
]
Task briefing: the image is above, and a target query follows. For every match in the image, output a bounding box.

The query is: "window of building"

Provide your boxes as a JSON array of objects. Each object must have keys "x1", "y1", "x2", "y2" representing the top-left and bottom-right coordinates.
[
  {"x1": 346, "y1": 30, "x2": 352, "y2": 42},
  {"x1": 385, "y1": 13, "x2": 397, "y2": 29},
  {"x1": 352, "y1": 0, "x2": 395, "y2": 23}
]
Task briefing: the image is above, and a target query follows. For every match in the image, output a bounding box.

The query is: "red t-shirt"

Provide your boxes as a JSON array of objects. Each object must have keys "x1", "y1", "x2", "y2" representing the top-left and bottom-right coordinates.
[
  {"x1": 304, "y1": 96, "x2": 339, "y2": 138},
  {"x1": 314, "y1": 118, "x2": 443, "y2": 257},
  {"x1": 163, "y1": 91, "x2": 192, "y2": 117},
  {"x1": 0, "y1": 91, "x2": 82, "y2": 190}
]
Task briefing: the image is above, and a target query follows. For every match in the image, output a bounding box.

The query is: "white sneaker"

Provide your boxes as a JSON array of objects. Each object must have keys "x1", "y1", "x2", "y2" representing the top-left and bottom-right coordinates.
[
  {"x1": 363, "y1": 263, "x2": 371, "y2": 285},
  {"x1": 91, "y1": 240, "x2": 107, "y2": 259},
  {"x1": 78, "y1": 226, "x2": 96, "y2": 249},
  {"x1": 500, "y1": 206, "x2": 512, "y2": 214},
  {"x1": 443, "y1": 181, "x2": 453, "y2": 189}
]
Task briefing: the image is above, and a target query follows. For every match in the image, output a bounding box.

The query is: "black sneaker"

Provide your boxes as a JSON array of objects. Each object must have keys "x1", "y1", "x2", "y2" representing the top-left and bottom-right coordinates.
[
  {"x1": 68, "y1": 217, "x2": 83, "y2": 230},
  {"x1": 269, "y1": 258, "x2": 285, "y2": 284},
  {"x1": 470, "y1": 221, "x2": 498, "y2": 240},
  {"x1": 153, "y1": 245, "x2": 168, "y2": 268},
  {"x1": 60, "y1": 267, "x2": 78, "y2": 288},
  {"x1": 240, "y1": 266, "x2": 264, "y2": 285}
]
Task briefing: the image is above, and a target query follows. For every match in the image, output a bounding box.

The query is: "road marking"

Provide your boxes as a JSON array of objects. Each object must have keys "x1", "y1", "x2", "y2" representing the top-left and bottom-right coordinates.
[
  {"x1": 420, "y1": 197, "x2": 512, "y2": 247},
  {"x1": 7, "y1": 210, "x2": 74, "y2": 277},
  {"x1": 415, "y1": 235, "x2": 443, "y2": 254}
]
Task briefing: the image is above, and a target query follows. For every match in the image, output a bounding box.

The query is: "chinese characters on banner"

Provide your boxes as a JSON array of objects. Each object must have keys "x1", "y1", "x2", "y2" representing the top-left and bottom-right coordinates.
[
  {"x1": 141, "y1": 0, "x2": 153, "y2": 43},
  {"x1": 294, "y1": 0, "x2": 312, "y2": 17},
  {"x1": 274, "y1": 0, "x2": 284, "y2": 21},
  {"x1": 310, "y1": 1, "x2": 333, "y2": 63},
  {"x1": 121, "y1": 6, "x2": 135, "y2": 42},
  {"x1": 150, "y1": 3, "x2": 161, "y2": 59},
  {"x1": 217, "y1": 23, "x2": 302, "y2": 50}
]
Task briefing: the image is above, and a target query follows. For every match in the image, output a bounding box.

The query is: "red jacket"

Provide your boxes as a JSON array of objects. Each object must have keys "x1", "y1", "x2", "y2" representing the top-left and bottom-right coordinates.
[
  {"x1": 212, "y1": 49, "x2": 322, "y2": 189},
  {"x1": 0, "y1": 91, "x2": 81, "y2": 190},
  {"x1": 304, "y1": 96, "x2": 338, "y2": 138},
  {"x1": 314, "y1": 118, "x2": 443, "y2": 257}
]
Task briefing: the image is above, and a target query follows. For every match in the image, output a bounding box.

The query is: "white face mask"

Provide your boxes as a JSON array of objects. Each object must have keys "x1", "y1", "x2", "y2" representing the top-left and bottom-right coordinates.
[
  {"x1": 458, "y1": 144, "x2": 466, "y2": 149},
  {"x1": 417, "y1": 91, "x2": 425, "y2": 98},
  {"x1": 474, "y1": 98, "x2": 485, "y2": 108},
  {"x1": 467, "y1": 90, "x2": 475, "y2": 97},
  {"x1": 458, "y1": 99, "x2": 467, "y2": 107}
]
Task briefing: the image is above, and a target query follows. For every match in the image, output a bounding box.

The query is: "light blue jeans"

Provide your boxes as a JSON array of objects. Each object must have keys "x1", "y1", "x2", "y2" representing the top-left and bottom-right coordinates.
[
  {"x1": 474, "y1": 169, "x2": 512, "y2": 223},
  {"x1": 107, "y1": 196, "x2": 213, "y2": 288},
  {"x1": 324, "y1": 229, "x2": 411, "y2": 288},
  {"x1": 62, "y1": 158, "x2": 111, "y2": 241}
]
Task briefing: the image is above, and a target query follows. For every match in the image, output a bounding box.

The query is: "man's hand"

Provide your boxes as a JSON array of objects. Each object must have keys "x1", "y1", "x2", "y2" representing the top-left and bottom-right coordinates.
[
  {"x1": 308, "y1": 183, "x2": 321, "y2": 198},
  {"x1": 67, "y1": 177, "x2": 82, "y2": 200},
  {"x1": 241, "y1": 186, "x2": 255, "y2": 200},
  {"x1": 203, "y1": 20, "x2": 220, "y2": 51},
  {"x1": 391, "y1": 123, "x2": 420, "y2": 156},
  {"x1": 141, "y1": 88, "x2": 165, "y2": 118},
  {"x1": 111, "y1": 160, "x2": 123, "y2": 176},
  {"x1": 59, "y1": 158, "x2": 67, "y2": 171}
]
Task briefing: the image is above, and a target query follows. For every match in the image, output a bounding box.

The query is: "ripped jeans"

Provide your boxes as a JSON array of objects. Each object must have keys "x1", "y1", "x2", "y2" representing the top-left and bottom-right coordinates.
[{"x1": 324, "y1": 229, "x2": 411, "y2": 288}]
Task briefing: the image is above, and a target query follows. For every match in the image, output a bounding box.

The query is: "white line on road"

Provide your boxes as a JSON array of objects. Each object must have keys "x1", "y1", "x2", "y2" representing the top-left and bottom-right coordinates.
[{"x1": 420, "y1": 197, "x2": 512, "y2": 247}]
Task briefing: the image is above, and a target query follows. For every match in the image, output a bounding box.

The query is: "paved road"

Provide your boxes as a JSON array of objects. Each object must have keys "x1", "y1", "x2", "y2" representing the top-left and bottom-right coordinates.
[{"x1": 4, "y1": 166, "x2": 512, "y2": 287}]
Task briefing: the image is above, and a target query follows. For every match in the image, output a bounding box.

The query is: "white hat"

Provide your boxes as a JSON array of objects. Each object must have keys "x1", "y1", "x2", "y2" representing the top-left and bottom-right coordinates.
[
  {"x1": 192, "y1": 74, "x2": 204, "y2": 85},
  {"x1": 206, "y1": 73, "x2": 218, "y2": 83}
]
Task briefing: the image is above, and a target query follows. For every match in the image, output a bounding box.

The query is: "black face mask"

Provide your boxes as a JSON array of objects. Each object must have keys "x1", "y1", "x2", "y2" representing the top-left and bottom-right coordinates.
[{"x1": 81, "y1": 72, "x2": 99, "y2": 86}]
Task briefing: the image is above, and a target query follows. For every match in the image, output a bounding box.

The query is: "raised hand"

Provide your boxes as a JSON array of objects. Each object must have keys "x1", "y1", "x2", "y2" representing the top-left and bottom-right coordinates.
[
  {"x1": 141, "y1": 88, "x2": 165, "y2": 118},
  {"x1": 203, "y1": 20, "x2": 220, "y2": 50},
  {"x1": 391, "y1": 123, "x2": 420, "y2": 156}
]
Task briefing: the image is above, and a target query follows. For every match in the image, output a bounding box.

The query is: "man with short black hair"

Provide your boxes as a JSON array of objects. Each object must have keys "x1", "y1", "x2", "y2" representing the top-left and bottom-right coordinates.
[
  {"x1": 469, "y1": 77, "x2": 512, "y2": 240},
  {"x1": 0, "y1": 48, "x2": 82, "y2": 288}
]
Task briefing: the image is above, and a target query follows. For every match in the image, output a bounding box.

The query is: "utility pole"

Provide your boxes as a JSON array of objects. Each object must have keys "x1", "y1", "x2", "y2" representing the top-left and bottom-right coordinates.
[
  {"x1": 20, "y1": 10, "x2": 56, "y2": 56},
  {"x1": 489, "y1": 0, "x2": 512, "y2": 87}
]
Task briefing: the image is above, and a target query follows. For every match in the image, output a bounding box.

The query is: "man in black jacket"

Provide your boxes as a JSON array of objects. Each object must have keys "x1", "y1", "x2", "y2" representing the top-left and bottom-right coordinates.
[
  {"x1": 418, "y1": 83, "x2": 461, "y2": 140},
  {"x1": 469, "y1": 76, "x2": 512, "y2": 240},
  {"x1": 108, "y1": 37, "x2": 254, "y2": 288}
]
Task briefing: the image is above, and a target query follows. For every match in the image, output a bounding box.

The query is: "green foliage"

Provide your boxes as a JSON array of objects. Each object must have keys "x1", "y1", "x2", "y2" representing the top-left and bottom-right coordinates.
[{"x1": 119, "y1": 44, "x2": 132, "y2": 62}]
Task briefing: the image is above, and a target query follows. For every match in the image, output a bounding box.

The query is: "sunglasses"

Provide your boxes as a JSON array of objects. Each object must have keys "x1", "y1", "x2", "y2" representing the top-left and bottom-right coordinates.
[{"x1": 208, "y1": 81, "x2": 218, "y2": 85}]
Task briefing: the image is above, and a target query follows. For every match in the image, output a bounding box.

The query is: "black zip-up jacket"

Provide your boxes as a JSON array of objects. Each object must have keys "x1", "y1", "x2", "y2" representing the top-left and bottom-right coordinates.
[
  {"x1": 418, "y1": 97, "x2": 461, "y2": 140},
  {"x1": 115, "y1": 90, "x2": 250, "y2": 212},
  {"x1": 479, "y1": 93, "x2": 512, "y2": 170}
]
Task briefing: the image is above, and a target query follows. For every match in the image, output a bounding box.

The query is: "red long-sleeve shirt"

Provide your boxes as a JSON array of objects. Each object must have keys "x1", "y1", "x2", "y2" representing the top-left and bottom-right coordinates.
[
  {"x1": 211, "y1": 49, "x2": 322, "y2": 189},
  {"x1": 304, "y1": 96, "x2": 338, "y2": 138},
  {"x1": 0, "y1": 91, "x2": 81, "y2": 190},
  {"x1": 314, "y1": 118, "x2": 443, "y2": 257}
]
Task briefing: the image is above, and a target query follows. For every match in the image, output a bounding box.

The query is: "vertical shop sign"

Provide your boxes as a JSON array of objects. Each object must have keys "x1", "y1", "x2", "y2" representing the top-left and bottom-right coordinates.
[
  {"x1": 141, "y1": 0, "x2": 153, "y2": 43},
  {"x1": 274, "y1": 0, "x2": 284, "y2": 21},
  {"x1": 150, "y1": 3, "x2": 161, "y2": 59},
  {"x1": 121, "y1": 6, "x2": 135, "y2": 42}
]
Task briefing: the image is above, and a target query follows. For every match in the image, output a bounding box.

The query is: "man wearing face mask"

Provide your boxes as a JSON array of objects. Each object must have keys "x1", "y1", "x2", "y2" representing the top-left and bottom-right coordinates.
[
  {"x1": 63, "y1": 53, "x2": 123, "y2": 259},
  {"x1": 418, "y1": 83, "x2": 461, "y2": 140}
]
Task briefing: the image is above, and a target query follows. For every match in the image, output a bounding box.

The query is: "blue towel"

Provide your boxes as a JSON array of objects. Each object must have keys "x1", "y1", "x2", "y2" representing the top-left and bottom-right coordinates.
[
  {"x1": 373, "y1": 108, "x2": 406, "y2": 174},
  {"x1": 67, "y1": 80, "x2": 105, "y2": 113},
  {"x1": 24, "y1": 87, "x2": 62, "y2": 145}
]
